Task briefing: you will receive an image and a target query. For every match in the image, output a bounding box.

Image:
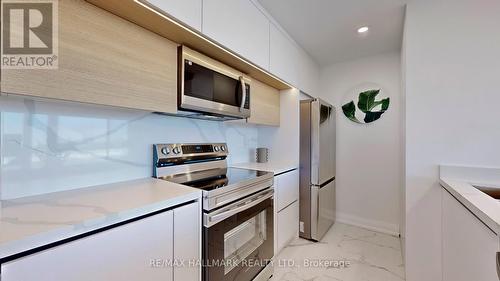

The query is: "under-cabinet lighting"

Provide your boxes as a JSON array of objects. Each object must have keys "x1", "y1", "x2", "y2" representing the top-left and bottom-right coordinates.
[{"x1": 133, "y1": 0, "x2": 294, "y2": 89}]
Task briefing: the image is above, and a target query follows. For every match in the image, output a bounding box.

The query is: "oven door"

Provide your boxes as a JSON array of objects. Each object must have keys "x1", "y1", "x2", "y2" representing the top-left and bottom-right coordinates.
[{"x1": 203, "y1": 189, "x2": 274, "y2": 281}]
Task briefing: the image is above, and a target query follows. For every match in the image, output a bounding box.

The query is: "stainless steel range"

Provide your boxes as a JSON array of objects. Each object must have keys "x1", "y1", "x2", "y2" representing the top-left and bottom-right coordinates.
[{"x1": 153, "y1": 143, "x2": 274, "y2": 281}]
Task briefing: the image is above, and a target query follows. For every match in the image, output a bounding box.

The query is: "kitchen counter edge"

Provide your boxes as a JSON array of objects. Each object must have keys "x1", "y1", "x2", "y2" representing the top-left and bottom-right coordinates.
[
  {"x1": 231, "y1": 162, "x2": 298, "y2": 175},
  {"x1": 0, "y1": 178, "x2": 201, "y2": 261},
  {"x1": 439, "y1": 177, "x2": 500, "y2": 235}
]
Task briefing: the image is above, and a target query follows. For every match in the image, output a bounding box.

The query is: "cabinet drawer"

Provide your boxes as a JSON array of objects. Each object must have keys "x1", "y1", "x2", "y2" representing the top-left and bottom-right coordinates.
[
  {"x1": 276, "y1": 200, "x2": 299, "y2": 254},
  {"x1": 275, "y1": 169, "x2": 299, "y2": 211},
  {"x1": 1, "y1": 211, "x2": 174, "y2": 281}
]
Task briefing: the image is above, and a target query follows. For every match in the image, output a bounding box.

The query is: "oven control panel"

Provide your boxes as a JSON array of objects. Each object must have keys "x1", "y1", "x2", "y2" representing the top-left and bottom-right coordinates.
[{"x1": 154, "y1": 143, "x2": 228, "y2": 166}]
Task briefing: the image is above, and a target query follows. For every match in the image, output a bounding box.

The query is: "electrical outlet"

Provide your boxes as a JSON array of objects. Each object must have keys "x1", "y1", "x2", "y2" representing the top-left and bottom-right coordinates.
[{"x1": 299, "y1": 221, "x2": 304, "y2": 233}]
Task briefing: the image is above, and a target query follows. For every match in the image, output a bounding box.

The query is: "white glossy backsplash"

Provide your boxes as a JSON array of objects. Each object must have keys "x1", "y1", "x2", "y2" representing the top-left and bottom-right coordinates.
[{"x1": 0, "y1": 94, "x2": 258, "y2": 199}]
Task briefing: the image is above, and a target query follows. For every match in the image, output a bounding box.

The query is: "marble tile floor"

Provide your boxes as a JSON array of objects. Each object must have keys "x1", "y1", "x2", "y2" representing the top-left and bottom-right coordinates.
[{"x1": 271, "y1": 223, "x2": 405, "y2": 281}]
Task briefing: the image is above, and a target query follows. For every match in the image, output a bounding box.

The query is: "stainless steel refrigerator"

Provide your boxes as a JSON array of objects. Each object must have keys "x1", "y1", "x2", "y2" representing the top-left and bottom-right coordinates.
[{"x1": 299, "y1": 98, "x2": 336, "y2": 241}]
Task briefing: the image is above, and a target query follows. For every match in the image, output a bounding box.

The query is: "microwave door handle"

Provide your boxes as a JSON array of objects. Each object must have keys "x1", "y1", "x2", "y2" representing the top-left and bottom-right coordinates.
[{"x1": 239, "y1": 76, "x2": 246, "y2": 112}]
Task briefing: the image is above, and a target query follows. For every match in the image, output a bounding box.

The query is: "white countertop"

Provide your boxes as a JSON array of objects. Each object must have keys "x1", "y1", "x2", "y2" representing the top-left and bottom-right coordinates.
[
  {"x1": 231, "y1": 162, "x2": 298, "y2": 175},
  {"x1": 440, "y1": 165, "x2": 500, "y2": 234},
  {"x1": 0, "y1": 178, "x2": 201, "y2": 260}
]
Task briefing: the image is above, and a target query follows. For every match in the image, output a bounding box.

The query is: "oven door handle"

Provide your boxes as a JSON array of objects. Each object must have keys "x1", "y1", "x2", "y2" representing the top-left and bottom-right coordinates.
[
  {"x1": 204, "y1": 189, "x2": 273, "y2": 227},
  {"x1": 239, "y1": 76, "x2": 247, "y2": 112}
]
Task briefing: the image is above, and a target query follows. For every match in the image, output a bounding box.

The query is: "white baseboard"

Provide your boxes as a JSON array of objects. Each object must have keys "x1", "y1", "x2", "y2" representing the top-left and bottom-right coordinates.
[{"x1": 335, "y1": 212, "x2": 400, "y2": 237}]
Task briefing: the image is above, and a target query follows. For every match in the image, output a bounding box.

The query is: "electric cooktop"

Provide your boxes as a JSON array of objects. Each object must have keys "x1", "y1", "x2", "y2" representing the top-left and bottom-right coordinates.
[{"x1": 160, "y1": 167, "x2": 271, "y2": 191}]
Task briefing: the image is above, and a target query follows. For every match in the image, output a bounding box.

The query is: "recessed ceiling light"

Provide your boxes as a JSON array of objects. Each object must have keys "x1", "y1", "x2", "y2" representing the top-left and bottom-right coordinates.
[{"x1": 357, "y1": 26, "x2": 369, "y2": 33}]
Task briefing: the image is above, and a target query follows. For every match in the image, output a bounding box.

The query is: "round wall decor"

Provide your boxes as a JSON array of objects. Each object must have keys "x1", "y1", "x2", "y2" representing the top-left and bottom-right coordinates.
[{"x1": 341, "y1": 83, "x2": 390, "y2": 124}]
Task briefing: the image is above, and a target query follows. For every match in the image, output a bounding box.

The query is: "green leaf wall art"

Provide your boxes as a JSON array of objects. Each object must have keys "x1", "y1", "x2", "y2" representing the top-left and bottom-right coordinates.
[{"x1": 341, "y1": 89, "x2": 390, "y2": 124}]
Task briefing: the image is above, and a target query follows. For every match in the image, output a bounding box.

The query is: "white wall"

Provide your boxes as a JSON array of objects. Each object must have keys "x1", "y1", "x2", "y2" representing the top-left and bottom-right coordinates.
[
  {"x1": 319, "y1": 52, "x2": 402, "y2": 235},
  {"x1": 403, "y1": 0, "x2": 500, "y2": 280},
  {"x1": 0, "y1": 94, "x2": 258, "y2": 199}
]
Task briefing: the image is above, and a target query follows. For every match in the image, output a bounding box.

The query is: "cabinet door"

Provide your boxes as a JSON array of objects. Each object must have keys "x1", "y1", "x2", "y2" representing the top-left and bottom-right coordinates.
[
  {"x1": 173, "y1": 202, "x2": 201, "y2": 281},
  {"x1": 1, "y1": 0, "x2": 177, "y2": 113},
  {"x1": 276, "y1": 200, "x2": 299, "y2": 254},
  {"x1": 442, "y1": 189, "x2": 499, "y2": 281},
  {"x1": 1, "y1": 211, "x2": 174, "y2": 281},
  {"x1": 275, "y1": 169, "x2": 299, "y2": 211},
  {"x1": 269, "y1": 23, "x2": 299, "y2": 86},
  {"x1": 144, "y1": 0, "x2": 202, "y2": 31},
  {"x1": 298, "y1": 50, "x2": 319, "y2": 96},
  {"x1": 202, "y1": 0, "x2": 270, "y2": 69},
  {"x1": 247, "y1": 79, "x2": 280, "y2": 126}
]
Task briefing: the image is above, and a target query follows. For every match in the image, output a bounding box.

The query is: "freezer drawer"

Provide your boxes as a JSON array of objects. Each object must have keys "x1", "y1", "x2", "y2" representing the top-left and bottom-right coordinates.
[{"x1": 311, "y1": 180, "x2": 335, "y2": 241}]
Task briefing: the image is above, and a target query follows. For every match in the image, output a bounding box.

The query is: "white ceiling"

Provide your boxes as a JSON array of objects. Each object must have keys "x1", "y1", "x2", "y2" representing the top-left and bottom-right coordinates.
[{"x1": 257, "y1": 0, "x2": 406, "y2": 66}]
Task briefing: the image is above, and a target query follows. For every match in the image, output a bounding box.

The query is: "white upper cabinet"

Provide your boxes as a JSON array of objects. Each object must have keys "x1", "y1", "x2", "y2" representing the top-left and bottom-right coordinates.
[
  {"x1": 141, "y1": 0, "x2": 319, "y2": 94},
  {"x1": 202, "y1": 0, "x2": 270, "y2": 69},
  {"x1": 145, "y1": 0, "x2": 202, "y2": 31},
  {"x1": 298, "y1": 50, "x2": 320, "y2": 96},
  {"x1": 269, "y1": 23, "x2": 300, "y2": 87}
]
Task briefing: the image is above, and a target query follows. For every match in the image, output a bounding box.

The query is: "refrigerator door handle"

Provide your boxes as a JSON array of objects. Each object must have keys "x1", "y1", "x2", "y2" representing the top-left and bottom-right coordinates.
[
  {"x1": 310, "y1": 185, "x2": 319, "y2": 240},
  {"x1": 310, "y1": 100, "x2": 321, "y2": 185}
]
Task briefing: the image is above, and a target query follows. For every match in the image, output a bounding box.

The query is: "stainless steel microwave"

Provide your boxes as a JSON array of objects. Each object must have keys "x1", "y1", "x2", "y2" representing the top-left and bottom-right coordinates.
[{"x1": 178, "y1": 46, "x2": 251, "y2": 119}]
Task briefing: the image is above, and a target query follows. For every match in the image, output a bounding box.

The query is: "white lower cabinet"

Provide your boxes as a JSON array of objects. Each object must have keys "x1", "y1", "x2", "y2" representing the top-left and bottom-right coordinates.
[
  {"x1": 442, "y1": 189, "x2": 499, "y2": 281},
  {"x1": 273, "y1": 169, "x2": 300, "y2": 255},
  {"x1": 173, "y1": 202, "x2": 201, "y2": 280},
  {"x1": 276, "y1": 200, "x2": 299, "y2": 254},
  {"x1": 1, "y1": 202, "x2": 200, "y2": 281},
  {"x1": 275, "y1": 169, "x2": 299, "y2": 211}
]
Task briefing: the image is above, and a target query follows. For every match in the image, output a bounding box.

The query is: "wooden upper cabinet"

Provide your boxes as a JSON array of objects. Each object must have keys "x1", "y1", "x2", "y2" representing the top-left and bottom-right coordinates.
[
  {"x1": 0, "y1": 0, "x2": 178, "y2": 114},
  {"x1": 248, "y1": 79, "x2": 280, "y2": 126},
  {"x1": 143, "y1": 0, "x2": 202, "y2": 31}
]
